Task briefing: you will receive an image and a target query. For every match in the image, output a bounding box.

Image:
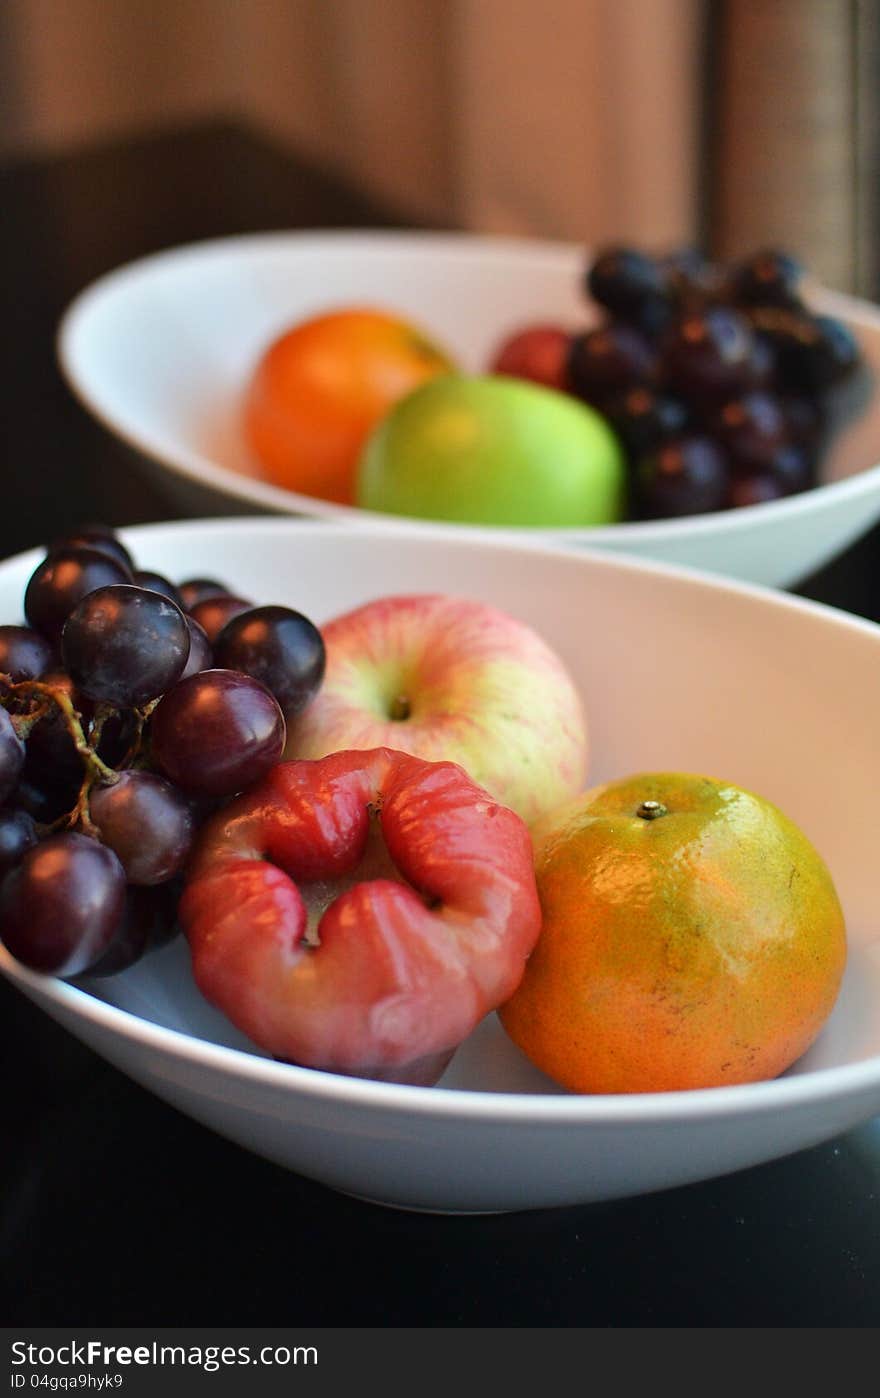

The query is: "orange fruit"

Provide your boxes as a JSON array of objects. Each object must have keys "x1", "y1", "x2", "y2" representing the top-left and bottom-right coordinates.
[
  {"x1": 243, "y1": 308, "x2": 455, "y2": 504},
  {"x1": 499, "y1": 773, "x2": 847, "y2": 1093}
]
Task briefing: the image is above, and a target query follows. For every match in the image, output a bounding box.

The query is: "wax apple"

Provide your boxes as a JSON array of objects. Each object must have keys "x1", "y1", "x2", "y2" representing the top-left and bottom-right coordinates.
[
  {"x1": 286, "y1": 594, "x2": 588, "y2": 825},
  {"x1": 180, "y1": 748, "x2": 542, "y2": 1085},
  {"x1": 356, "y1": 374, "x2": 625, "y2": 527}
]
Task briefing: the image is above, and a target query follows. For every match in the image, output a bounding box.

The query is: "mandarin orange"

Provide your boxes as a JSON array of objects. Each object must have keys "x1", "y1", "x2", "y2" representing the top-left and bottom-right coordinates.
[
  {"x1": 244, "y1": 308, "x2": 455, "y2": 504},
  {"x1": 499, "y1": 772, "x2": 846, "y2": 1093}
]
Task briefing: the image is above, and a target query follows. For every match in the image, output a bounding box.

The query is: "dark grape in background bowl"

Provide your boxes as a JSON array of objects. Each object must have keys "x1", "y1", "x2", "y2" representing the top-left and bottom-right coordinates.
[{"x1": 57, "y1": 231, "x2": 880, "y2": 587}]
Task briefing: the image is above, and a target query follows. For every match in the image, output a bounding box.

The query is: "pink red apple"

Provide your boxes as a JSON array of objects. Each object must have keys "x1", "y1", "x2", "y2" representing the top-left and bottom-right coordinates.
[
  {"x1": 180, "y1": 748, "x2": 542, "y2": 1085},
  {"x1": 285, "y1": 594, "x2": 588, "y2": 824}
]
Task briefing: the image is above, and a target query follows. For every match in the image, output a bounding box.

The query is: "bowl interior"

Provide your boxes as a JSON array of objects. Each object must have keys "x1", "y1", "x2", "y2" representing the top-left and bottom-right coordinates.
[
  {"x1": 2, "y1": 519, "x2": 878, "y2": 1094},
  {"x1": 58, "y1": 232, "x2": 880, "y2": 530}
]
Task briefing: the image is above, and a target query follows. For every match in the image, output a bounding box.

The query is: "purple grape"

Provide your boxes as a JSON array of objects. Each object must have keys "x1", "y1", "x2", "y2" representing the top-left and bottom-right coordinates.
[
  {"x1": 134, "y1": 570, "x2": 184, "y2": 608},
  {"x1": 89, "y1": 770, "x2": 195, "y2": 885},
  {"x1": 713, "y1": 391, "x2": 789, "y2": 470},
  {"x1": 214, "y1": 605, "x2": 325, "y2": 717},
  {"x1": 634, "y1": 437, "x2": 730, "y2": 519},
  {"x1": 587, "y1": 247, "x2": 666, "y2": 308},
  {"x1": 727, "y1": 474, "x2": 788, "y2": 509},
  {"x1": 150, "y1": 669, "x2": 285, "y2": 797},
  {"x1": 0, "y1": 831, "x2": 126, "y2": 976},
  {"x1": 745, "y1": 307, "x2": 854, "y2": 392},
  {"x1": 50, "y1": 526, "x2": 134, "y2": 577},
  {"x1": 0, "y1": 808, "x2": 38, "y2": 874},
  {"x1": 567, "y1": 325, "x2": 658, "y2": 406},
  {"x1": 0, "y1": 625, "x2": 54, "y2": 682},
  {"x1": 586, "y1": 248, "x2": 672, "y2": 336},
  {"x1": 606, "y1": 388, "x2": 690, "y2": 458},
  {"x1": 85, "y1": 881, "x2": 181, "y2": 977},
  {"x1": 179, "y1": 615, "x2": 213, "y2": 680},
  {"x1": 179, "y1": 578, "x2": 232, "y2": 611},
  {"x1": 0, "y1": 707, "x2": 25, "y2": 803},
  {"x1": 82, "y1": 886, "x2": 153, "y2": 977},
  {"x1": 730, "y1": 248, "x2": 803, "y2": 309},
  {"x1": 23, "y1": 669, "x2": 86, "y2": 788},
  {"x1": 663, "y1": 307, "x2": 756, "y2": 404},
  {"x1": 188, "y1": 595, "x2": 252, "y2": 645},
  {"x1": 62, "y1": 585, "x2": 190, "y2": 708},
  {"x1": 24, "y1": 548, "x2": 131, "y2": 643},
  {"x1": 761, "y1": 442, "x2": 816, "y2": 494}
]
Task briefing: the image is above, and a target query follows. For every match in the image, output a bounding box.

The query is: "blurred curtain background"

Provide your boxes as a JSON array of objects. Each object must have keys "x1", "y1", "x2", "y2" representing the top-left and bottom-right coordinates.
[{"x1": 1, "y1": 0, "x2": 876, "y2": 294}]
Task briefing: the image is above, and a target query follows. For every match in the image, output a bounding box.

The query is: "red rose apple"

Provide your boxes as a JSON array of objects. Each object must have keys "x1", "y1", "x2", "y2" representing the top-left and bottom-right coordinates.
[{"x1": 180, "y1": 747, "x2": 542, "y2": 1085}]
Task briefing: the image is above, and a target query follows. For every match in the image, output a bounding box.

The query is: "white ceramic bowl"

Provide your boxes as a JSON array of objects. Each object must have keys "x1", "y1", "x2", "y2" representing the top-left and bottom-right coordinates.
[
  {"x1": 2, "y1": 519, "x2": 880, "y2": 1213},
  {"x1": 57, "y1": 231, "x2": 880, "y2": 589}
]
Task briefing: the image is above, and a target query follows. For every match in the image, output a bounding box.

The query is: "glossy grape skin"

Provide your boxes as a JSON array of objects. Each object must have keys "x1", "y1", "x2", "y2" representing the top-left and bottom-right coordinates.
[
  {"x1": 89, "y1": 770, "x2": 195, "y2": 885},
  {"x1": 730, "y1": 248, "x2": 803, "y2": 308},
  {"x1": 85, "y1": 881, "x2": 181, "y2": 977},
  {"x1": 760, "y1": 442, "x2": 816, "y2": 494},
  {"x1": 0, "y1": 831, "x2": 126, "y2": 976},
  {"x1": 214, "y1": 605, "x2": 326, "y2": 717},
  {"x1": 0, "y1": 808, "x2": 37, "y2": 874},
  {"x1": 712, "y1": 391, "x2": 789, "y2": 471},
  {"x1": 24, "y1": 548, "x2": 131, "y2": 643},
  {"x1": 134, "y1": 570, "x2": 184, "y2": 607},
  {"x1": 744, "y1": 307, "x2": 833, "y2": 394},
  {"x1": 587, "y1": 247, "x2": 670, "y2": 322},
  {"x1": 188, "y1": 595, "x2": 253, "y2": 645},
  {"x1": 62, "y1": 585, "x2": 190, "y2": 708},
  {"x1": 150, "y1": 669, "x2": 286, "y2": 797},
  {"x1": 606, "y1": 388, "x2": 690, "y2": 458},
  {"x1": 567, "y1": 324, "x2": 657, "y2": 406},
  {"x1": 633, "y1": 437, "x2": 730, "y2": 519},
  {"x1": 50, "y1": 527, "x2": 135, "y2": 577},
  {"x1": 21, "y1": 669, "x2": 135, "y2": 797},
  {"x1": 179, "y1": 578, "x2": 231, "y2": 611},
  {"x1": 0, "y1": 708, "x2": 25, "y2": 803},
  {"x1": 663, "y1": 307, "x2": 756, "y2": 404},
  {"x1": 744, "y1": 307, "x2": 857, "y2": 392},
  {"x1": 180, "y1": 615, "x2": 213, "y2": 679},
  {"x1": 0, "y1": 625, "x2": 54, "y2": 682},
  {"x1": 23, "y1": 668, "x2": 87, "y2": 789}
]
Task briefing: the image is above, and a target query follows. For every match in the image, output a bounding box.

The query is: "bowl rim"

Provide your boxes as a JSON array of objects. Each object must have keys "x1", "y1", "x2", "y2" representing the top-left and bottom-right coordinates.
[
  {"x1": 55, "y1": 228, "x2": 880, "y2": 545},
  {"x1": 1, "y1": 515, "x2": 879, "y2": 1129}
]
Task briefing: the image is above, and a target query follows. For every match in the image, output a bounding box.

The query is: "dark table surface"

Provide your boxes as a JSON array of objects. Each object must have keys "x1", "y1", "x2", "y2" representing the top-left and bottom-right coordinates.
[{"x1": 2, "y1": 120, "x2": 880, "y2": 1329}]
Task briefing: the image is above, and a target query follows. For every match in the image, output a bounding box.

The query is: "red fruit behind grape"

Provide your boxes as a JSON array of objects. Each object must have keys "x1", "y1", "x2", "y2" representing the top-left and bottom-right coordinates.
[{"x1": 489, "y1": 325, "x2": 571, "y2": 391}]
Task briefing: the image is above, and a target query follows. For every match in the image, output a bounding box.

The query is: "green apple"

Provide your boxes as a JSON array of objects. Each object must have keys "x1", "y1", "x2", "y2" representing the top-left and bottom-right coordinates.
[{"x1": 356, "y1": 373, "x2": 626, "y2": 526}]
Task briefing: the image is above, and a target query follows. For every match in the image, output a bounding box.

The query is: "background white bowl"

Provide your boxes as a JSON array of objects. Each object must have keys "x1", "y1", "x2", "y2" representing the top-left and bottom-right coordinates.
[
  {"x1": 57, "y1": 231, "x2": 880, "y2": 589},
  {"x1": 1, "y1": 519, "x2": 879, "y2": 1213}
]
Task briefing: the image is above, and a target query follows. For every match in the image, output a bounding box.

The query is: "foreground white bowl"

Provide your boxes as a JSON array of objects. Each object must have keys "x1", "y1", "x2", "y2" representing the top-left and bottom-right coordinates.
[
  {"x1": 2, "y1": 519, "x2": 880, "y2": 1213},
  {"x1": 57, "y1": 231, "x2": 880, "y2": 588}
]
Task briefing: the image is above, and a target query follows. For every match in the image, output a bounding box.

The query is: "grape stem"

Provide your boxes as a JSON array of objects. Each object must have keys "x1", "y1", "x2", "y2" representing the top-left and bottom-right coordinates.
[{"x1": 5, "y1": 679, "x2": 121, "y2": 784}]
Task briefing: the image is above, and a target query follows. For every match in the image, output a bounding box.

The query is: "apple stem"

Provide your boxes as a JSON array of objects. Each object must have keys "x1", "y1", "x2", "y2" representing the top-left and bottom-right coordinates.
[
  {"x1": 636, "y1": 800, "x2": 668, "y2": 820},
  {"x1": 389, "y1": 694, "x2": 411, "y2": 721}
]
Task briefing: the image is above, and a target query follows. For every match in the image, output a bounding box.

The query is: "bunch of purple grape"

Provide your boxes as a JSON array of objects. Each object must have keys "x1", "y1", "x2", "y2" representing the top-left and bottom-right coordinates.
[
  {"x1": 0, "y1": 524, "x2": 325, "y2": 979},
  {"x1": 566, "y1": 247, "x2": 863, "y2": 517}
]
